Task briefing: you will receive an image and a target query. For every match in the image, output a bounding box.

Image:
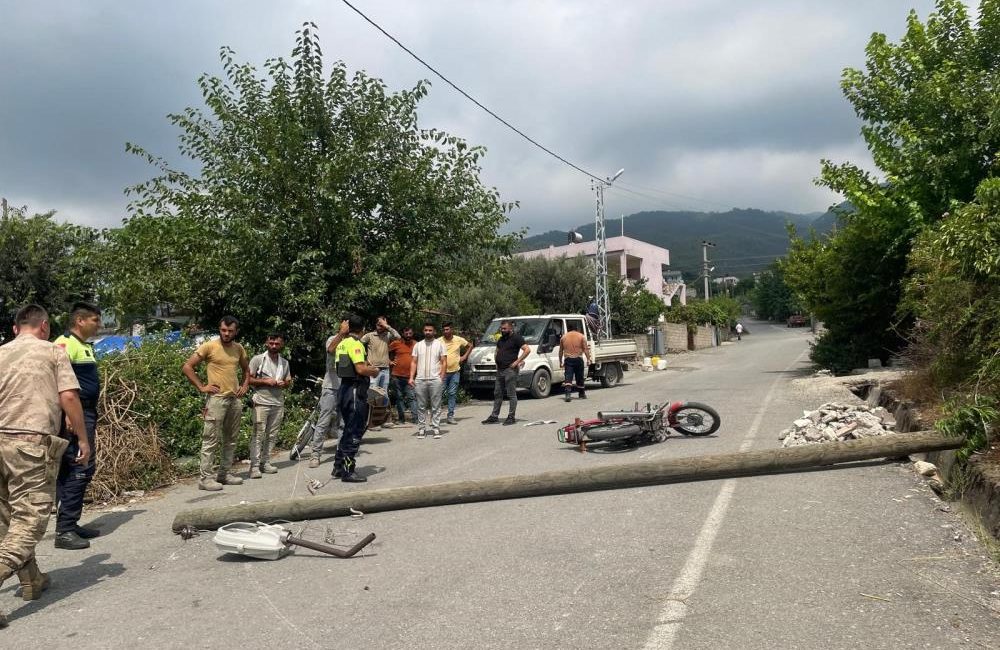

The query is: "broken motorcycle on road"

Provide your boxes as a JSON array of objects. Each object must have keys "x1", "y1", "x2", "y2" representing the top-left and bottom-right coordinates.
[{"x1": 557, "y1": 400, "x2": 721, "y2": 450}]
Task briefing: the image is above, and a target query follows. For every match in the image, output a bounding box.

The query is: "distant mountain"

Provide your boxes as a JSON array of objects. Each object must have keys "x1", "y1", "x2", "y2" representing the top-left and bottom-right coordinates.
[{"x1": 518, "y1": 208, "x2": 839, "y2": 279}]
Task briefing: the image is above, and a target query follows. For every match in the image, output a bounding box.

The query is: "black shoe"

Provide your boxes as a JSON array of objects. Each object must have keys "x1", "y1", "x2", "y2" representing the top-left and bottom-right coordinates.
[
  {"x1": 482, "y1": 416, "x2": 500, "y2": 424},
  {"x1": 341, "y1": 473, "x2": 368, "y2": 483},
  {"x1": 75, "y1": 525, "x2": 100, "y2": 539},
  {"x1": 503, "y1": 416, "x2": 516, "y2": 426},
  {"x1": 564, "y1": 394, "x2": 571, "y2": 402},
  {"x1": 54, "y1": 531, "x2": 90, "y2": 550},
  {"x1": 579, "y1": 394, "x2": 587, "y2": 400}
]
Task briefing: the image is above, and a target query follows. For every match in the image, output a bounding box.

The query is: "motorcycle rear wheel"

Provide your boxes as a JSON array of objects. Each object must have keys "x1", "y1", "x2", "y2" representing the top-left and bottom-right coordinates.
[
  {"x1": 584, "y1": 422, "x2": 643, "y2": 442},
  {"x1": 670, "y1": 402, "x2": 721, "y2": 436}
]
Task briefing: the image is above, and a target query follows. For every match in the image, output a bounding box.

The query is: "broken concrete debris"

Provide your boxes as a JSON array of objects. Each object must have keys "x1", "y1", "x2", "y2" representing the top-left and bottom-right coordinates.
[{"x1": 779, "y1": 402, "x2": 896, "y2": 448}]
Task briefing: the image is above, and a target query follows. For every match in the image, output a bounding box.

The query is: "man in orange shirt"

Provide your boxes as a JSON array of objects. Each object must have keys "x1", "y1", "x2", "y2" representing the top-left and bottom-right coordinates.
[
  {"x1": 558, "y1": 322, "x2": 591, "y2": 402},
  {"x1": 388, "y1": 327, "x2": 417, "y2": 424}
]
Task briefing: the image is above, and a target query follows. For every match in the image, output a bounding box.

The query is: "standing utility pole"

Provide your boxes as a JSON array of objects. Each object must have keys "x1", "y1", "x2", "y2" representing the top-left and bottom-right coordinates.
[
  {"x1": 701, "y1": 240, "x2": 716, "y2": 302},
  {"x1": 592, "y1": 169, "x2": 624, "y2": 339}
]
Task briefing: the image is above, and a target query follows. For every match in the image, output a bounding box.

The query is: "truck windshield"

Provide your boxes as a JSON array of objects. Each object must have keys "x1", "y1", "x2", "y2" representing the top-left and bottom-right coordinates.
[{"x1": 478, "y1": 318, "x2": 550, "y2": 346}]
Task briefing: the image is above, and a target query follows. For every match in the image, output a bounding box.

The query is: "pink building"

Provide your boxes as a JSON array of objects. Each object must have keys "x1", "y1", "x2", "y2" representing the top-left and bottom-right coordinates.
[{"x1": 517, "y1": 235, "x2": 686, "y2": 305}]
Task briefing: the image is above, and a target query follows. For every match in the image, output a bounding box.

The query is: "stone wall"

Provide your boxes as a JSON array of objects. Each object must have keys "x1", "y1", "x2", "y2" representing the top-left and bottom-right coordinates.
[
  {"x1": 691, "y1": 324, "x2": 716, "y2": 349},
  {"x1": 662, "y1": 323, "x2": 688, "y2": 351},
  {"x1": 631, "y1": 334, "x2": 652, "y2": 359}
]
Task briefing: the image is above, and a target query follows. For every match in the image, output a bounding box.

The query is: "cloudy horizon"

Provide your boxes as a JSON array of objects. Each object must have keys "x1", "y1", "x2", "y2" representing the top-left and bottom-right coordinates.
[{"x1": 0, "y1": 1, "x2": 954, "y2": 235}]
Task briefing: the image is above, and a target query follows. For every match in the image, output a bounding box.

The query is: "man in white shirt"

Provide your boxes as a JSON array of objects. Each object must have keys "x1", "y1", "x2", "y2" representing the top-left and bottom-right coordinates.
[
  {"x1": 247, "y1": 332, "x2": 292, "y2": 478},
  {"x1": 409, "y1": 322, "x2": 447, "y2": 439}
]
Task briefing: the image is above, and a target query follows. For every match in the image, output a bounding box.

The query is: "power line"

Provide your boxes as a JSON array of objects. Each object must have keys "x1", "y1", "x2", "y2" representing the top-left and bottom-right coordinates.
[
  {"x1": 338, "y1": 0, "x2": 605, "y2": 183},
  {"x1": 615, "y1": 180, "x2": 733, "y2": 209}
]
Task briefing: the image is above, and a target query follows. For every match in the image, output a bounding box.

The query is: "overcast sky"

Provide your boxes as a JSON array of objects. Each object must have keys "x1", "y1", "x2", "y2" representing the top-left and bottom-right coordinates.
[{"x1": 0, "y1": 0, "x2": 953, "y2": 235}]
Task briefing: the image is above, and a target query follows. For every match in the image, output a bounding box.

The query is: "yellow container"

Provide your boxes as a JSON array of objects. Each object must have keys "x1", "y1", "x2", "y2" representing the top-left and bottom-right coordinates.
[{"x1": 650, "y1": 355, "x2": 661, "y2": 368}]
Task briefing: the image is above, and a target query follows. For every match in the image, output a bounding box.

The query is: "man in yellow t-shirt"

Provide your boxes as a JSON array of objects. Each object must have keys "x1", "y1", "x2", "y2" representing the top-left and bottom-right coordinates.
[
  {"x1": 332, "y1": 314, "x2": 379, "y2": 483},
  {"x1": 182, "y1": 316, "x2": 250, "y2": 491},
  {"x1": 438, "y1": 323, "x2": 471, "y2": 425}
]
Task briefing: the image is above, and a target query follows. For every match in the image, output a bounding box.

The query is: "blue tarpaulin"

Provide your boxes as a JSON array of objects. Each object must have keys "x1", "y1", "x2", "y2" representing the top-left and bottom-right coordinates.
[{"x1": 93, "y1": 330, "x2": 183, "y2": 357}]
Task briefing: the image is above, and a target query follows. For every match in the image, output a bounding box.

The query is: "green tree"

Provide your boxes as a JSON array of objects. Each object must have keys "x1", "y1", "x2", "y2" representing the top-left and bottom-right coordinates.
[
  {"x1": 106, "y1": 25, "x2": 518, "y2": 363},
  {"x1": 608, "y1": 275, "x2": 666, "y2": 334},
  {"x1": 0, "y1": 206, "x2": 102, "y2": 335},
  {"x1": 513, "y1": 255, "x2": 593, "y2": 314},
  {"x1": 904, "y1": 177, "x2": 1000, "y2": 391},
  {"x1": 784, "y1": 0, "x2": 1000, "y2": 371},
  {"x1": 751, "y1": 263, "x2": 799, "y2": 321}
]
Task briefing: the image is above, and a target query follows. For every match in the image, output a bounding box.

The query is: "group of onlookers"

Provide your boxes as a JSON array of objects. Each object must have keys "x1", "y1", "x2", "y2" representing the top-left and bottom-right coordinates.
[{"x1": 182, "y1": 315, "x2": 479, "y2": 488}]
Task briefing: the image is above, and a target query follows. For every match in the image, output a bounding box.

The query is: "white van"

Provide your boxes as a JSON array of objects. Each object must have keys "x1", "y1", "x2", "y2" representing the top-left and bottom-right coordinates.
[{"x1": 463, "y1": 314, "x2": 639, "y2": 398}]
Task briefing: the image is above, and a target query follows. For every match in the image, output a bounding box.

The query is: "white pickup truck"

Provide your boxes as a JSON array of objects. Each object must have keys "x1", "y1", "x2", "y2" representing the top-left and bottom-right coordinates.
[{"x1": 462, "y1": 313, "x2": 639, "y2": 398}]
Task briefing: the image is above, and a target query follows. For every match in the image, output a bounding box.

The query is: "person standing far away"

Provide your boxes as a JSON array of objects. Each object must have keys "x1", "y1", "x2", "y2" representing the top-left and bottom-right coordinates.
[
  {"x1": 481, "y1": 320, "x2": 530, "y2": 426},
  {"x1": 181, "y1": 315, "x2": 250, "y2": 491},
  {"x1": 0, "y1": 304, "x2": 89, "y2": 628},
  {"x1": 295, "y1": 319, "x2": 350, "y2": 468},
  {"x1": 735, "y1": 321, "x2": 743, "y2": 341},
  {"x1": 558, "y1": 321, "x2": 591, "y2": 403},
  {"x1": 246, "y1": 332, "x2": 292, "y2": 479},
  {"x1": 438, "y1": 322, "x2": 471, "y2": 425},
  {"x1": 409, "y1": 322, "x2": 447, "y2": 439},
  {"x1": 52, "y1": 302, "x2": 103, "y2": 550},
  {"x1": 388, "y1": 326, "x2": 418, "y2": 425},
  {"x1": 360, "y1": 316, "x2": 400, "y2": 430},
  {"x1": 332, "y1": 314, "x2": 379, "y2": 482}
]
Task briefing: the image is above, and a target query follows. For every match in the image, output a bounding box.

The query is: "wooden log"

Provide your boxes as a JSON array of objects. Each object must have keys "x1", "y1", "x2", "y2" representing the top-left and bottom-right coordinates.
[{"x1": 172, "y1": 430, "x2": 960, "y2": 532}]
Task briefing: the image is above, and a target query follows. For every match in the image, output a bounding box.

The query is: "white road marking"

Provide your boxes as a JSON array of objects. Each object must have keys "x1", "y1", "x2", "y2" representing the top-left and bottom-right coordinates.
[{"x1": 642, "y1": 349, "x2": 807, "y2": 649}]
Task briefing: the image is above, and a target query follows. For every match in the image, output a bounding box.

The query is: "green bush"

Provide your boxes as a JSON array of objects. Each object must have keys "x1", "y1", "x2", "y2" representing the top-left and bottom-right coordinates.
[{"x1": 936, "y1": 397, "x2": 998, "y2": 465}]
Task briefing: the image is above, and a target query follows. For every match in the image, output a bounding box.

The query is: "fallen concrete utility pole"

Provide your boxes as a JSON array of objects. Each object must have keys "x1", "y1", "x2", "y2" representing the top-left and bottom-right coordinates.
[{"x1": 172, "y1": 430, "x2": 960, "y2": 532}]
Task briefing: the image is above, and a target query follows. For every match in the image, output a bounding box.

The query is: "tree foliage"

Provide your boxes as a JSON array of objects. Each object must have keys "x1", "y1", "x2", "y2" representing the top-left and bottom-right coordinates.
[
  {"x1": 784, "y1": 0, "x2": 1000, "y2": 371},
  {"x1": 0, "y1": 206, "x2": 101, "y2": 335},
  {"x1": 750, "y1": 263, "x2": 799, "y2": 321},
  {"x1": 442, "y1": 254, "x2": 667, "y2": 336},
  {"x1": 106, "y1": 25, "x2": 518, "y2": 362},
  {"x1": 904, "y1": 177, "x2": 1000, "y2": 391},
  {"x1": 664, "y1": 297, "x2": 740, "y2": 330}
]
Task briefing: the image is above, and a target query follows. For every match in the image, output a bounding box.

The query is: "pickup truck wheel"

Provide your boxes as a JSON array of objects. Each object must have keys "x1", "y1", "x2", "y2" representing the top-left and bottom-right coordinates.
[
  {"x1": 530, "y1": 368, "x2": 552, "y2": 399},
  {"x1": 599, "y1": 362, "x2": 622, "y2": 388}
]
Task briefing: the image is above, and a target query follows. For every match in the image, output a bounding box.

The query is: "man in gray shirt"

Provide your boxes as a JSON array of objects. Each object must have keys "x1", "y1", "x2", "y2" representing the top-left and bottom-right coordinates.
[
  {"x1": 247, "y1": 333, "x2": 291, "y2": 478},
  {"x1": 293, "y1": 326, "x2": 347, "y2": 468}
]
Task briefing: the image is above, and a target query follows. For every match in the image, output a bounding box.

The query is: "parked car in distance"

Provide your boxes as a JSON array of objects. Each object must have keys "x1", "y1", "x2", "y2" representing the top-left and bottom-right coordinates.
[{"x1": 786, "y1": 314, "x2": 808, "y2": 327}]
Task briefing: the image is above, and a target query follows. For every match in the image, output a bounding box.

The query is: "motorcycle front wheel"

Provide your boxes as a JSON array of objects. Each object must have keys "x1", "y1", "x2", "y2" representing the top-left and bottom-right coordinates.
[{"x1": 670, "y1": 402, "x2": 721, "y2": 436}]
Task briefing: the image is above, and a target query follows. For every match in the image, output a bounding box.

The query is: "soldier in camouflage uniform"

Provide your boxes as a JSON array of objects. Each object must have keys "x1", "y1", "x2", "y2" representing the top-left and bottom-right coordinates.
[{"x1": 0, "y1": 304, "x2": 89, "y2": 628}]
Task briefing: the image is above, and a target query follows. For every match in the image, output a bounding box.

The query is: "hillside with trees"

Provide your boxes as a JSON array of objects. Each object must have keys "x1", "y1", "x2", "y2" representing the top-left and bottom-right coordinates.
[{"x1": 518, "y1": 208, "x2": 837, "y2": 277}]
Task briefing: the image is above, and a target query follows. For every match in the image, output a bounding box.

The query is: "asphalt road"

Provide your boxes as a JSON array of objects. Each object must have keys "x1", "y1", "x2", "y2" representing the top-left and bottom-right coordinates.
[{"x1": 4, "y1": 322, "x2": 998, "y2": 649}]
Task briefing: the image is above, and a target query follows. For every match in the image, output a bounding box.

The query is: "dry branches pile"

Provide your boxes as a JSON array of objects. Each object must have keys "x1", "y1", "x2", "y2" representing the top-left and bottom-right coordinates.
[{"x1": 88, "y1": 365, "x2": 176, "y2": 503}]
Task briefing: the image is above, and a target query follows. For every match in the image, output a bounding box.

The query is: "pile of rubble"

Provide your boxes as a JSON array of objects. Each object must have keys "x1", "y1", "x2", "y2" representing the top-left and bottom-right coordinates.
[{"x1": 779, "y1": 402, "x2": 896, "y2": 448}]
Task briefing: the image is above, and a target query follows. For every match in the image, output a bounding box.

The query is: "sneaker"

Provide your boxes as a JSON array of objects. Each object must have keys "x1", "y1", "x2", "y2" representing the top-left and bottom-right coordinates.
[
  {"x1": 218, "y1": 474, "x2": 244, "y2": 486},
  {"x1": 432, "y1": 430, "x2": 442, "y2": 439},
  {"x1": 261, "y1": 463, "x2": 278, "y2": 474},
  {"x1": 308, "y1": 457, "x2": 320, "y2": 469},
  {"x1": 249, "y1": 467, "x2": 263, "y2": 479},
  {"x1": 503, "y1": 416, "x2": 516, "y2": 426},
  {"x1": 564, "y1": 394, "x2": 571, "y2": 402},
  {"x1": 198, "y1": 478, "x2": 224, "y2": 491},
  {"x1": 54, "y1": 531, "x2": 90, "y2": 551},
  {"x1": 416, "y1": 430, "x2": 426, "y2": 439},
  {"x1": 370, "y1": 425, "x2": 382, "y2": 432},
  {"x1": 579, "y1": 394, "x2": 588, "y2": 400},
  {"x1": 341, "y1": 473, "x2": 367, "y2": 483},
  {"x1": 446, "y1": 416, "x2": 457, "y2": 425},
  {"x1": 482, "y1": 416, "x2": 500, "y2": 425},
  {"x1": 382, "y1": 421, "x2": 395, "y2": 429}
]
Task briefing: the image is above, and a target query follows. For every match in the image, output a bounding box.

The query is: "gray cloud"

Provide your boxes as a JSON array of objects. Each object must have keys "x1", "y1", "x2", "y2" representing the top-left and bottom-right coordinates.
[{"x1": 0, "y1": 0, "x2": 947, "y2": 232}]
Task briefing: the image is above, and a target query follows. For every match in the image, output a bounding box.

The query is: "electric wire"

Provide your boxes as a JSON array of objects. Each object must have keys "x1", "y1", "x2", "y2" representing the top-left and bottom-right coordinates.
[{"x1": 338, "y1": 0, "x2": 605, "y2": 183}]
